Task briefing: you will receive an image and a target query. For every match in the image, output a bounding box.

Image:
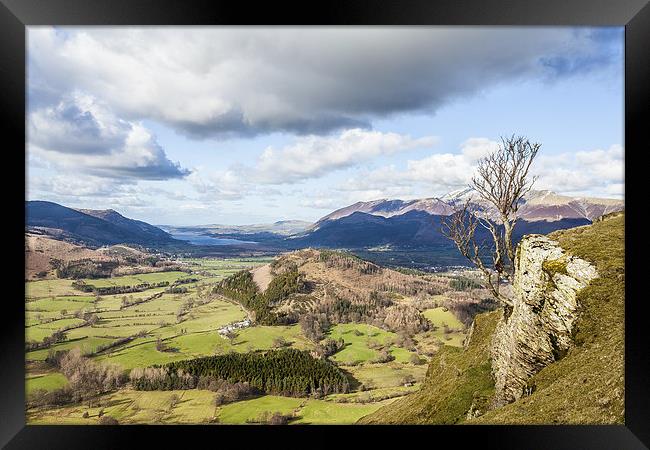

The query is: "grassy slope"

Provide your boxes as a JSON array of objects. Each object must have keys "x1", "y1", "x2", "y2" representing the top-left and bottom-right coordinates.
[
  {"x1": 360, "y1": 214, "x2": 624, "y2": 424},
  {"x1": 359, "y1": 310, "x2": 499, "y2": 424}
]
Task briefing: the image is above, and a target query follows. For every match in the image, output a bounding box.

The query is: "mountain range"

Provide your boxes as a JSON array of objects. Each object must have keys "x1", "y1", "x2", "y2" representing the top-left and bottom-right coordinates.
[
  {"x1": 281, "y1": 189, "x2": 623, "y2": 250},
  {"x1": 25, "y1": 190, "x2": 624, "y2": 261},
  {"x1": 317, "y1": 189, "x2": 623, "y2": 225}
]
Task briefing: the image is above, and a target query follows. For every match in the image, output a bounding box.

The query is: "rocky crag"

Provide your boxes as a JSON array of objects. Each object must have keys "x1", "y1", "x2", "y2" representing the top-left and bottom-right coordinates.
[{"x1": 490, "y1": 235, "x2": 597, "y2": 407}]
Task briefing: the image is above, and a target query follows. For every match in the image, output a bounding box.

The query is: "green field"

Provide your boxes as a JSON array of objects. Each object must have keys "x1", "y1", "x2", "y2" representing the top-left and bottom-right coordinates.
[
  {"x1": 422, "y1": 307, "x2": 466, "y2": 347},
  {"x1": 230, "y1": 325, "x2": 314, "y2": 352},
  {"x1": 26, "y1": 372, "x2": 68, "y2": 394},
  {"x1": 292, "y1": 398, "x2": 395, "y2": 424},
  {"x1": 181, "y1": 257, "x2": 274, "y2": 280},
  {"x1": 326, "y1": 385, "x2": 421, "y2": 403},
  {"x1": 27, "y1": 296, "x2": 95, "y2": 312},
  {"x1": 25, "y1": 256, "x2": 464, "y2": 424},
  {"x1": 26, "y1": 279, "x2": 80, "y2": 299},
  {"x1": 422, "y1": 307, "x2": 464, "y2": 329},
  {"x1": 328, "y1": 323, "x2": 400, "y2": 364},
  {"x1": 218, "y1": 395, "x2": 303, "y2": 423}
]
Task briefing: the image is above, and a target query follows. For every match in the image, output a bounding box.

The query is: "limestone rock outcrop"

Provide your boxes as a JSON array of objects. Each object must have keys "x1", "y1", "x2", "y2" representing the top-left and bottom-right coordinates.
[{"x1": 491, "y1": 234, "x2": 597, "y2": 407}]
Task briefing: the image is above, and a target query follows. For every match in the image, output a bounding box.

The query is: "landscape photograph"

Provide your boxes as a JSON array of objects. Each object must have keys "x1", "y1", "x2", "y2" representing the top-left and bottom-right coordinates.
[{"x1": 25, "y1": 26, "x2": 624, "y2": 425}]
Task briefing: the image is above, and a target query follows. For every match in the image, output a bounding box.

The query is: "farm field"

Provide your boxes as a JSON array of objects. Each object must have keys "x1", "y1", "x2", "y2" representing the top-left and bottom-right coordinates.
[
  {"x1": 25, "y1": 255, "x2": 468, "y2": 424},
  {"x1": 422, "y1": 307, "x2": 467, "y2": 347},
  {"x1": 346, "y1": 363, "x2": 428, "y2": 390},
  {"x1": 27, "y1": 389, "x2": 396, "y2": 425},
  {"x1": 328, "y1": 323, "x2": 399, "y2": 364},
  {"x1": 26, "y1": 372, "x2": 68, "y2": 394},
  {"x1": 81, "y1": 271, "x2": 189, "y2": 288},
  {"x1": 25, "y1": 258, "x2": 267, "y2": 365}
]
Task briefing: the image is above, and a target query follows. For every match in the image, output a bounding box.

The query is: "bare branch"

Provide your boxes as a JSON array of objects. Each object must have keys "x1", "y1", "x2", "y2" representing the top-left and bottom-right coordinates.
[{"x1": 441, "y1": 135, "x2": 539, "y2": 308}]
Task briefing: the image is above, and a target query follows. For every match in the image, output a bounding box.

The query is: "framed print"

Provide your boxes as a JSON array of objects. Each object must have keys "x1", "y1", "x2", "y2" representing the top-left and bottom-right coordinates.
[{"x1": 1, "y1": 0, "x2": 648, "y2": 447}]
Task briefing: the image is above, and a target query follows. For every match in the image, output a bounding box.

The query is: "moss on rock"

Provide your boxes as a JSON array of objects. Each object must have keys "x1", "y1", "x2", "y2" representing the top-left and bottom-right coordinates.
[{"x1": 541, "y1": 257, "x2": 568, "y2": 276}]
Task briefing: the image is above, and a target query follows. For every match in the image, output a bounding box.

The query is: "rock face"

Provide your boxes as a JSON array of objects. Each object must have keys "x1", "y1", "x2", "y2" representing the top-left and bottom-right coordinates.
[{"x1": 491, "y1": 234, "x2": 598, "y2": 407}]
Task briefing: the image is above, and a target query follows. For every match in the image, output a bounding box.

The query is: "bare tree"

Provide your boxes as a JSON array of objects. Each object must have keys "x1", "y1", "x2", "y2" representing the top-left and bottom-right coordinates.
[
  {"x1": 223, "y1": 329, "x2": 238, "y2": 345},
  {"x1": 442, "y1": 135, "x2": 540, "y2": 308}
]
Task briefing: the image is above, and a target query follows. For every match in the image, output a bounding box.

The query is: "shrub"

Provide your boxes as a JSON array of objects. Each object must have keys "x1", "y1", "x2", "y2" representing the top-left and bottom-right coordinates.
[
  {"x1": 27, "y1": 388, "x2": 73, "y2": 408},
  {"x1": 372, "y1": 349, "x2": 395, "y2": 364},
  {"x1": 252, "y1": 411, "x2": 290, "y2": 425},
  {"x1": 98, "y1": 415, "x2": 119, "y2": 425},
  {"x1": 268, "y1": 412, "x2": 289, "y2": 425},
  {"x1": 59, "y1": 348, "x2": 126, "y2": 400},
  {"x1": 272, "y1": 336, "x2": 288, "y2": 348}
]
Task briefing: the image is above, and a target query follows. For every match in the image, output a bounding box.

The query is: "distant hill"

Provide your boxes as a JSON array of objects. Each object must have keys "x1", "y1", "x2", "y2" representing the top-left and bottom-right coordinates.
[
  {"x1": 318, "y1": 190, "x2": 623, "y2": 224},
  {"x1": 164, "y1": 220, "x2": 312, "y2": 238},
  {"x1": 316, "y1": 198, "x2": 452, "y2": 223},
  {"x1": 293, "y1": 211, "x2": 453, "y2": 248},
  {"x1": 26, "y1": 201, "x2": 178, "y2": 247},
  {"x1": 79, "y1": 208, "x2": 172, "y2": 242},
  {"x1": 440, "y1": 188, "x2": 623, "y2": 222},
  {"x1": 24, "y1": 233, "x2": 173, "y2": 280},
  {"x1": 290, "y1": 190, "x2": 622, "y2": 255},
  {"x1": 290, "y1": 211, "x2": 591, "y2": 252}
]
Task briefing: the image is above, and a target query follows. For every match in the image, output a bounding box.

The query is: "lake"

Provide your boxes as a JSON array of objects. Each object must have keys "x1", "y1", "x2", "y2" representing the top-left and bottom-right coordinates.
[{"x1": 168, "y1": 230, "x2": 258, "y2": 246}]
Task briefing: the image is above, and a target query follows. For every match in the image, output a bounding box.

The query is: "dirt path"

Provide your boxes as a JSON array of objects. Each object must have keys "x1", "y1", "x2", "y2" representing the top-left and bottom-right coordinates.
[{"x1": 251, "y1": 264, "x2": 272, "y2": 293}]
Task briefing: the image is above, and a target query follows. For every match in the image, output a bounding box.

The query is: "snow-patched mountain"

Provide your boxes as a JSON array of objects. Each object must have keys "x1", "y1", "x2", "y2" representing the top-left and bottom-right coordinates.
[
  {"x1": 517, "y1": 190, "x2": 623, "y2": 222},
  {"x1": 317, "y1": 190, "x2": 623, "y2": 225},
  {"x1": 440, "y1": 187, "x2": 477, "y2": 205},
  {"x1": 317, "y1": 198, "x2": 453, "y2": 223}
]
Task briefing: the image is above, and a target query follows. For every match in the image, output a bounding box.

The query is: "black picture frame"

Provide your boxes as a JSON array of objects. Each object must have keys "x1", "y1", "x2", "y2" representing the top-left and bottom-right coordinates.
[{"x1": 2, "y1": 0, "x2": 648, "y2": 448}]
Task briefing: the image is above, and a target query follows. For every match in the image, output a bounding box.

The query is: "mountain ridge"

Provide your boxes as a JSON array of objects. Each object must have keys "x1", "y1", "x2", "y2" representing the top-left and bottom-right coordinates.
[
  {"x1": 26, "y1": 201, "x2": 177, "y2": 248},
  {"x1": 316, "y1": 189, "x2": 623, "y2": 226}
]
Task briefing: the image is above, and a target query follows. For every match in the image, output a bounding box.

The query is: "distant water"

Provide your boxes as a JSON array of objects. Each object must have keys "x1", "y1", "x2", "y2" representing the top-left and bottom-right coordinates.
[{"x1": 169, "y1": 230, "x2": 258, "y2": 246}]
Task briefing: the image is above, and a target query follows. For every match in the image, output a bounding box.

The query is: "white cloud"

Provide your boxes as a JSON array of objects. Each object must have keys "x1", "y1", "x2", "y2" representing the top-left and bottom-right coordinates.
[
  {"x1": 534, "y1": 144, "x2": 623, "y2": 197},
  {"x1": 182, "y1": 129, "x2": 438, "y2": 203},
  {"x1": 254, "y1": 129, "x2": 437, "y2": 184},
  {"x1": 574, "y1": 145, "x2": 624, "y2": 181},
  {"x1": 339, "y1": 138, "x2": 498, "y2": 199},
  {"x1": 298, "y1": 192, "x2": 346, "y2": 211},
  {"x1": 28, "y1": 94, "x2": 188, "y2": 180},
  {"x1": 460, "y1": 137, "x2": 501, "y2": 161},
  {"x1": 337, "y1": 140, "x2": 624, "y2": 201},
  {"x1": 29, "y1": 174, "x2": 131, "y2": 199},
  {"x1": 186, "y1": 167, "x2": 247, "y2": 201}
]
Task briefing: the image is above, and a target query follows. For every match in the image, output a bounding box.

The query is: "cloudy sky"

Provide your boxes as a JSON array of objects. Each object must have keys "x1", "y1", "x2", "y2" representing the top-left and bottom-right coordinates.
[{"x1": 26, "y1": 27, "x2": 624, "y2": 225}]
